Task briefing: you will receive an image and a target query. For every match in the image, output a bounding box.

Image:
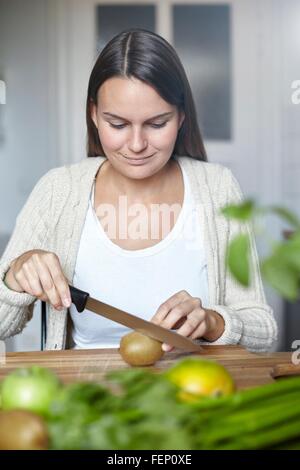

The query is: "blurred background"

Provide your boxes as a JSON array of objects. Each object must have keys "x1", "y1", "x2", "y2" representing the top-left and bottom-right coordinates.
[{"x1": 0, "y1": 0, "x2": 299, "y2": 352}]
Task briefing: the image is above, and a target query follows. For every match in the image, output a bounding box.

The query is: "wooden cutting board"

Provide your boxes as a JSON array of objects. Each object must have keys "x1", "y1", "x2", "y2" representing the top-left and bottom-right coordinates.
[{"x1": 1, "y1": 345, "x2": 300, "y2": 390}]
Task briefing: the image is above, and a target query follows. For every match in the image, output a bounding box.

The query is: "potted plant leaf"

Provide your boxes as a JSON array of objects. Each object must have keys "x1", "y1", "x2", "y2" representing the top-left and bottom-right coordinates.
[{"x1": 222, "y1": 201, "x2": 300, "y2": 302}]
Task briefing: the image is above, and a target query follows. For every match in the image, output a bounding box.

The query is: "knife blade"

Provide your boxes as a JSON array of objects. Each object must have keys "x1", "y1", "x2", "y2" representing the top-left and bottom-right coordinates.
[{"x1": 69, "y1": 285, "x2": 202, "y2": 352}]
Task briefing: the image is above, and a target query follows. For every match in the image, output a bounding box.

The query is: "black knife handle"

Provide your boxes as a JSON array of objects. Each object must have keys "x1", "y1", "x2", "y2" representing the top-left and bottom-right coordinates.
[{"x1": 69, "y1": 285, "x2": 90, "y2": 312}]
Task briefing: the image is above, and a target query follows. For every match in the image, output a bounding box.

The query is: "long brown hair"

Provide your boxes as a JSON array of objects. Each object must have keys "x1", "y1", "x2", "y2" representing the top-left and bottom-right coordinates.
[{"x1": 86, "y1": 28, "x2": 207, "y2": 161}]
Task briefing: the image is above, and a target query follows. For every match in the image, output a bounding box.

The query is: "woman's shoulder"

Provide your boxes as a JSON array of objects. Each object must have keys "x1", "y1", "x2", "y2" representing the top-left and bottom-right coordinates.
[
  {"x1": 175, "y1": 155, "x2": 234, "y2": 191},
  {"x1": 30, "y1": 157, "x2": 106, "y2": 215},
  {"x1": 40, "y1": 156, "x2": 106, "y2": 188},
  {"x1": 67, "y1": 156, "x2": 106, "y2": 175},
  {"x1": 45, "y1": 156, "x2": 105, "y2": 179}
]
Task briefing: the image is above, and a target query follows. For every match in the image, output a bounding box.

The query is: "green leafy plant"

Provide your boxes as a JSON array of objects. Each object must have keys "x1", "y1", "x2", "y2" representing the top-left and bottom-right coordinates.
[
  {"x1": 46, "y1": 367, "x2": 300, "y2": 449},
  {"x1": 221, "y1": 200, "x2": 300, "y2": 301},
  {"x1": 2, "y1": 363, "x2": 300, "y2": 449}
]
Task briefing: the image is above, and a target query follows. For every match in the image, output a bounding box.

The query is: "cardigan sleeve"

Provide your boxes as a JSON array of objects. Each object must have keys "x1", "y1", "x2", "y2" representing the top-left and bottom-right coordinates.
[
  {"x1": 0, "y1": 168, "x2": 59, "y2": 340},
  {"x1": 201, "y1": 168, "x2": 278, "y2": 352}
]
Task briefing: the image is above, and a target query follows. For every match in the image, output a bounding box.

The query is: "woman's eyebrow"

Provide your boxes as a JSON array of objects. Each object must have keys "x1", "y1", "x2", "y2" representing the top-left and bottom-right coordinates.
[{"x1": 102, "y1": 111, "x2": 174, "y2": 121}]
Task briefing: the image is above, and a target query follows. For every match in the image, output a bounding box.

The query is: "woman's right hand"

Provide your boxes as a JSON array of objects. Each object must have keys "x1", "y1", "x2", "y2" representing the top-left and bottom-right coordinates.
[{"x1": 4, "y1": 250, "x2": 71, "y2": 310}]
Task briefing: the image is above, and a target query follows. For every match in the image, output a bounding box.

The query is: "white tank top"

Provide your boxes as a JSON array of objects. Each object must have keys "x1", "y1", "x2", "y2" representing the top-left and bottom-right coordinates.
[{"x1": 70, "y1": 160, "x2": 209, "y2": 349}]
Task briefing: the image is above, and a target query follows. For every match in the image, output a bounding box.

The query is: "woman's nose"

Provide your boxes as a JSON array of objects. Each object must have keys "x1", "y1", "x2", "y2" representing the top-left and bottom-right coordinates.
[{"x1": 128, "y1": 127, "x2": 148, "y2": 153}]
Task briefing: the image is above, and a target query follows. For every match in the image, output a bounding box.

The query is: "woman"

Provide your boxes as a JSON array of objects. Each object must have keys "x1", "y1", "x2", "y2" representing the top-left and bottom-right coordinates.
[{"x1": 0, "y1": 29, "x2": 277, "y2": 352}]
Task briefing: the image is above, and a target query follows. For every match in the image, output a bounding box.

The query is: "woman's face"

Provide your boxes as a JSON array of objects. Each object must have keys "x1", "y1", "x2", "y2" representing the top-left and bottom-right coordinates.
[{"x1": 91, "y1": 76, "x2": 185, "y2": 180}]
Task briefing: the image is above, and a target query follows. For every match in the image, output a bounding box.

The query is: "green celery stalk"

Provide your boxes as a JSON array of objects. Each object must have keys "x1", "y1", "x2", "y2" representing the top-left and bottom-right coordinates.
[
  {"x1": 184, "y1": 387, "x2": 300, "y2": 432},
  {"x1": 216, "y1": 418, "x2": 300, "y2": 450},
  {"x1": 198, "y1": 396, "x2": 300, "y2": 448}
]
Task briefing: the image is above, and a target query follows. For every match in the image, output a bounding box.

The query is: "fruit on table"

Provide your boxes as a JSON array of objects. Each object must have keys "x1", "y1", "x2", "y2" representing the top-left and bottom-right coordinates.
[
  {"x1": 0, "y1": 410, "x2": 49, "y2": 450},
  {"x1": 165, "y1": 357, "x2": 235, "y2": 401},
  {"x1": 119, "y1": 331, "x2": 164, "y2": 366},
  {"x1": 1, "y1": 365, "x2": 61, "y2": 416}
]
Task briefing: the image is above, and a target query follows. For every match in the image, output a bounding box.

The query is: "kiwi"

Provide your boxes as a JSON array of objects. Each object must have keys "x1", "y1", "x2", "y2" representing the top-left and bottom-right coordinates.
[
  {"x1": 119, "y1": 331, "x2": 164, "y2": 366},
  {"x1": 0, "y1": 410, "x2": 49, "y2": 450}
]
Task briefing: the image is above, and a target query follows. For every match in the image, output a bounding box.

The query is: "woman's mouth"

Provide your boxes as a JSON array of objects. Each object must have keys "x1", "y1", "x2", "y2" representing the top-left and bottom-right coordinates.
[{"x1": 121, "y1": 153, "x2": 155, "y2": 165}]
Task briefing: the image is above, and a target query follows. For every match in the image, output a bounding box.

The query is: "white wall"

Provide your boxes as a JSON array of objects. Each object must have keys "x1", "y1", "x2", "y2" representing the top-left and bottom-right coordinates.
[
  {"x1": 281, "y1": 0, "x2": 300, "y2": 217},
  {"x1": 0, "y1": 0, "x2": 58, "y2": 351},
  {"x1": 0, "y1": 0, "x2": 58, "y2": 231}
]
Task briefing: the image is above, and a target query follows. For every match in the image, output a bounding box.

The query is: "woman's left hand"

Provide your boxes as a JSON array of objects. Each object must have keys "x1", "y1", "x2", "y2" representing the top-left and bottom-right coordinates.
[{"x1": 150, "y1": 290, "x2": 225, "y2": 352}]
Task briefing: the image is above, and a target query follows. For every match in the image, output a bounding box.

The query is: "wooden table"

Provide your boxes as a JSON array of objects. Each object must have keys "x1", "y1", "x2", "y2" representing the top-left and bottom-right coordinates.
[{"x1": 1, "y1": 345, "x2": 300, "y2": 390}]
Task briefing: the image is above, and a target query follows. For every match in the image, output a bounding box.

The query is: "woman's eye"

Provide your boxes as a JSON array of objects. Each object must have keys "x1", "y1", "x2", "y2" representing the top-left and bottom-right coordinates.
[
  {"x1": 150, "y1": 122, "x2": 167, "y2": 129},
  {"x1": 109, "y1": 123, "x2": 126, "y2": 129},
  {"x1": 109, "y1": 122, "x2": 167, "y2": 130}
]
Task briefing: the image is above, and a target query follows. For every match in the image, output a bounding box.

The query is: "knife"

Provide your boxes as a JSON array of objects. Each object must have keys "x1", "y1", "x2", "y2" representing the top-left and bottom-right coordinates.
[{"x1": 69, "y1": 285, "x2": 202, "y2": 352}]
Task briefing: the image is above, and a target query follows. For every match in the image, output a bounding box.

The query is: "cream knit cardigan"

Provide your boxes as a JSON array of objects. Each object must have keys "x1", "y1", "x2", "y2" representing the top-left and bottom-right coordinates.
[{"x1": 0, "y1": 156, "x2": 278, "y2": 351}]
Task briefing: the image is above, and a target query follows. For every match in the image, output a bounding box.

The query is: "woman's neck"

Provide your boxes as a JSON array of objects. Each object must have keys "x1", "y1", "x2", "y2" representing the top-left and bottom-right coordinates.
[{"x1": 101, "y1": 158, "x2": 177, "y2": 204}]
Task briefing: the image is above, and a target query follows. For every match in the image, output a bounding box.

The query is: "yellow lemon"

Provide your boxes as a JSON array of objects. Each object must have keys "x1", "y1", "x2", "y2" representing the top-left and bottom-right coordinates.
[{"x1": 165, "y1": 357, "x2": 235, "y2": 402}]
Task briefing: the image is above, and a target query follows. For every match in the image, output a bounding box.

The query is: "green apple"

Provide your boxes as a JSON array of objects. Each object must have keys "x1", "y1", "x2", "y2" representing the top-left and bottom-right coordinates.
[{"x1": 1, "y1": 366, "x2": 61, "y2": 416}]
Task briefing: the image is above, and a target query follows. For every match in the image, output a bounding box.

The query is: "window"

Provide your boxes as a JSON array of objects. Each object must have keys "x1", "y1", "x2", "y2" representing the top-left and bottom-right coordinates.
[{"x1": 173, "y1": 4, "x2": 232, "y2": 140}]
